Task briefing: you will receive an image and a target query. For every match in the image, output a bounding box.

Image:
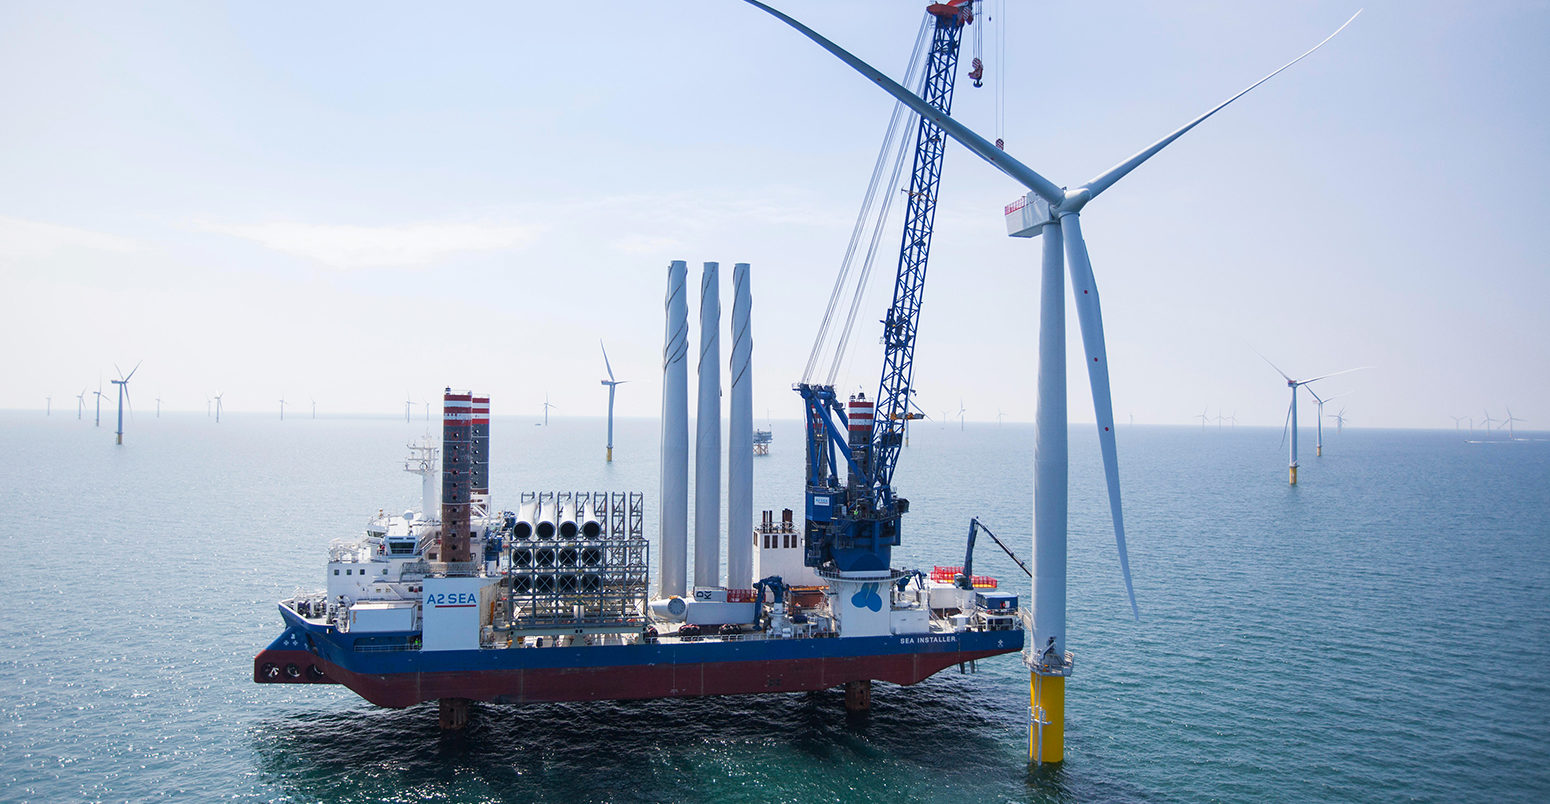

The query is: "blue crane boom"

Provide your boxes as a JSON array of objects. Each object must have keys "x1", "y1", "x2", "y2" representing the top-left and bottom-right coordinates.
[{"x1": 798, "y1": 1, "x2": 974, "y2": 574}]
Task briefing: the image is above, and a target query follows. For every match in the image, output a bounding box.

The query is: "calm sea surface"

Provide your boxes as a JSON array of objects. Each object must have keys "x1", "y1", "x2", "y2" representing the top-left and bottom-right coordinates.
[{"x1": 2, "y1": 411, "x2": 1547, "y2": 802}]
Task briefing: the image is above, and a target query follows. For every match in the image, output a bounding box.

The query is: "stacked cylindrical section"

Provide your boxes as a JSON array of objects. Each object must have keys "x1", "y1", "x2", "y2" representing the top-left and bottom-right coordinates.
[
  {"x1": 695, "y1": 262, "x2": 722, "y2": 590},
  {"x1": 847, "y1": 393, "x2": 874, "y2": 493},
  {"x1": 727, "y1": 262, "x2": 754, "y2": 590},
  {"x1": 471, "y1": 396, "x2": 490, "y2": 497},
  {"x1": 659, "y1": 260, "x2": 690, "y2": 598},
  {"x1": 440, "y1": 389, "x2": 473, "y2": 565}
]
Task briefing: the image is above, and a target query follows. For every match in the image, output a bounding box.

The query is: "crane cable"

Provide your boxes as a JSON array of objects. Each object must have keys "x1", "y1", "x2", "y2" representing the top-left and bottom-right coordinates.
[{"x1": 803, "y1": 12, "x2": 932, "y2": 385}]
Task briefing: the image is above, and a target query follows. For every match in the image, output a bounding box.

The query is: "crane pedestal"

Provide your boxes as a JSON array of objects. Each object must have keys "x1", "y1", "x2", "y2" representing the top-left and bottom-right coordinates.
[
  {"x1": 439, "y1": 697, "x2": 470, "y2": 730},
  {"x1": 844, "y1": 680, "x2": 871, "y2": 712}
]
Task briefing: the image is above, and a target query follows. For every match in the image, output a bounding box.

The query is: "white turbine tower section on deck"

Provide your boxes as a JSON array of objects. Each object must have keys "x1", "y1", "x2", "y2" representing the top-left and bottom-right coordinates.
[
  {"x1": 659, "y1": 260, "x2": 690, "y2": 599},
  {"x1": 695, "y1": 262, "x2": 722, "y2": 590},
  {"x1": 727, "y1": 262, "x2": 754, "y2": 592},
  {"x1": 738, "y1": 0, "x2": 1359, "y2": 765}
]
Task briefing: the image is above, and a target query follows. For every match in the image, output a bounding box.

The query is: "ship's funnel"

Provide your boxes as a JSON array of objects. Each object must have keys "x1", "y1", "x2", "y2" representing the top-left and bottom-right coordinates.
[
  {"x1": 727, "y1": 262, "x2": 754, "y2": 591},
  {"x1": 439, "y1": 389, "x2": 473, "y2": 566},
  {"x1": 660, "y1": 260, "x2": 690, "y2": 598},
  {"x1": 695, "y1": 261, "x2": 722, "y2": 590}
]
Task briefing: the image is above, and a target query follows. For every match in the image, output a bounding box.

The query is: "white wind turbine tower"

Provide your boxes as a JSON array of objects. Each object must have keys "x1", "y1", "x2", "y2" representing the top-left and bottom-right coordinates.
[
  {"x1": 206, "y1": 396, "x2": 211, "y2": 418},
  {"x1": 1480, "y1": 409, "x2": 1498, "y2": 439},
  {"x1": 743, "y1": 0, "x2": 1358, "y2": 764},
  {"x1": 214, "y1": 393, "x2": 224, "y2": 423},
  {"x1": 93, "y1": 379, "x2": 104, "y2": 427},
  {"x1": 311, "y1": 398, "x2": 316, "y2": 419},
  {"x1": 1501, "y1": 406, "x2": 1526, "y2": 440},
  {"x1": 1195, "y1": 407, "x2": 1210, "y2": 431},
  {"x1": 542, "y1": 394, "x2": 556, "y2": 426},
  {"x1": 45, "y1": 395, "x2": 51, "y2": 416},
  {"x1": 278, "y1": 396, "x2": 287, "y2": 421},
  {"x1": 155, "y1": 395, "x2": 162, "y2": 418},
  {"x1": 1449, "y1": 415, "x2": 1467, "y2": 432},
  {"x1": 599, "y1": 340, "x2": 628, "y2": 461},
  {"x1": 1329, "y1": 406, "x2": 1348, "y2": 434},
  {"x1": 1306, "y1": 389, "x2": 1346, "y2": 457},
  {"x1": 110, "y1": 362, "x2": 141, "y2": 445},
  {"x1": 957, "y1": 399, "x2": 967, "y2": 431},
  {"x1": 76, "y1": 389, "x2": 87, "y2": 420},
  {"x1": 405, "y1": 394, "x2": 412, "y2": 423}
]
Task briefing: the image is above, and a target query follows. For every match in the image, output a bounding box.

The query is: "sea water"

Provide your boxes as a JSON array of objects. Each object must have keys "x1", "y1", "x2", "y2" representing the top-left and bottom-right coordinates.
[{"x1": 2, "y1": 412, "x2": 1546, "y2": 802}]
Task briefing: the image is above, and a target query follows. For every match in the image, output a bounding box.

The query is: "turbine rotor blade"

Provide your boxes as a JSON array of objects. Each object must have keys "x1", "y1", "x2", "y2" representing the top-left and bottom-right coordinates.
[
  {"x1": 600, "y1": 340, "x2": 616, "y2": 382},
  {"x1": 1254, "y1": 350, "x2": 1293, "y2": 382},
  {"x1": 1302, "y1": 366, "x2": 1370, "y2": 385},
  {"x1": 1080, "y1": 11, "x2": 1362, "y2": 201},
  {"x1": 1062, "y1": 216, "x2": 1138, "y2": 621},
  {"x1": 1281, "y1": 400, "x2": 1293, "y2": 448},
  {"x1": 125, "y1": 360, "x2": 141, "y2": 382},
  {"x1": 738, "y1": 0, "x2": 1065, "y2": 205}
]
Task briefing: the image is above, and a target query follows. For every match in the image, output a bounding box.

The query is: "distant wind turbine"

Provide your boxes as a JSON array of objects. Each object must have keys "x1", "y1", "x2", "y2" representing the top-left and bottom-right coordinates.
[
  {"x1": 1480, "y1": 409, "x2": 1498, "y2": 438},
  {"x1": 206, "y1": 396, "x2": 211, "y2": 418},
  {"x1": 424, "y1": 401, "x2": 430, "y2": 421},
  {"x1": 405, "y1": 394, "x2": 412, "y2": 423},
  {"x1": 278, "y1": 396, "x2": 287, "y2": 421},
  {"x1": 110, "y1": 361, "x2": 141, "y2": 445},
  {"x1": 1306, "y1": 389, "x2": 1346, "y2": 457},
  {"x1": 1262, "y1": 355, "x2": 1365, "y2": 484},
  {"x1": 311, "y1": 398, "x2": 317, "y2": 420},
  {"x1": 1501, "y1": 406, "x2": 1526, "y2": 440},
  {"x1": 956, "y1": 399, "x2": 966, "y2": 432},
  {"x1": 93, "y1": 379, "x2": 104, "y2": 427},
  {"x1": 543, "y1": 394, "x2": 556, "y2": 426},
  {"x1": 155, "y1": 395, "x2": 162, "y2": 418},
  {"x1": 600, "y1": 340, "x2": 627, "y2": 462},
  {"x1": 45, "y1": 395, "x2": 51, "y2": 416},
  {"x1": 1449, "y1": 415, "x2": 1467, "y2": 431},
  {"x1": 997, "y1": 409, "x2": 1005, "y2": 426},
  {"x1": 1195, "y1": 407, "x2": 1210, "y2": 431},
  {"x1": 1329, "y1": 407, "x2": 1348, "y2": 434},
  {"x1": 214, "y1": 393, "x2": 224, "y2": 423},
  {"x1": 76, "y1": 389, "x2": 87, "y2": 420}
]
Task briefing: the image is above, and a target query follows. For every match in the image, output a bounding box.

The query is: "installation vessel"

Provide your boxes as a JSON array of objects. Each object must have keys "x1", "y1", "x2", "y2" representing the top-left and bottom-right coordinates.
[{"x1": 254, "y1": 1, "x2": 1023, "y2": 729}]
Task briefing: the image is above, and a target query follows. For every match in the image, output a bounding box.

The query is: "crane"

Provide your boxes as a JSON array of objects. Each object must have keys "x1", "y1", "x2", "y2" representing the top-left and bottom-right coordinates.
[{"x1": 796, "y1": 0, "x2": 976, "y2": 575}]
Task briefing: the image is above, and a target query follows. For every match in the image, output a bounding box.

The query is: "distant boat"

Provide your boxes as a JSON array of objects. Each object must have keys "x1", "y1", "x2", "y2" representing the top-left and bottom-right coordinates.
[{"x1": 753, "y1": 427, "x2": 772, "y2": 456}]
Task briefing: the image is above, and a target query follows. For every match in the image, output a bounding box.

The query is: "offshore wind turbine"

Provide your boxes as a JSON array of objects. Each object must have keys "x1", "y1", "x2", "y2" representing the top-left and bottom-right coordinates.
[
  {"x1": 542, "y1": 394, "x2": 556, "y2": 426},
  {"x1": 1449, "y1": 414, "x2": 1466, "y2": 432},
  {"x1": 110, "y1": 362, "x2": 140, "y2": 445},
  {"x1": 278, "y1": 396, "x2": 287, "y2": 421},
  {"x1": 155, "y1": 396, "x2": 162, "y2": 418},
  {"x1": 93, "y1": 380, "x2": 103, "y2": 427},
  {"x1": 1480, "y1": 409, "x2": 1498, "y2": 438},
  {"x1": 1195, "y1": 407, "x2": 1210, "y2": 431},
  {"x1": 599, "y1": 340, "x2": 627, "y2": 462},
  {"x1": 405, "y1": 394, "x2": 412, "y2": 423},
  {"x1": 45, "y1": 395, "x2": 51, "y2": 416},
  {"x1": 1262, "y1": 356, "x2": 1363, "y2": 483},
  {"x1": 1306, "y1": 389, "x2": 1346, "y2": 457},
  {"x1": 1501, "y1": 406, "x2": 1526, "y2": 440},
  {"x1": 1329, "y1": 407, "x2": 1348, "y2": 434},
  {"x1": 956, "y1": 399, "x2": 966, "y2": 431},
  {"x1": 214, "y1": 393, "x2": 224, "y2": 423},
  {"x1": 743, "y1": 0, "x2": 1356, "y2": 764},
  {"x1": 311, "y1": 398, "x2": 317, "y2": 419},
  {"x1": 76, "y1": 389, "x2": 87, "y2": 420}
]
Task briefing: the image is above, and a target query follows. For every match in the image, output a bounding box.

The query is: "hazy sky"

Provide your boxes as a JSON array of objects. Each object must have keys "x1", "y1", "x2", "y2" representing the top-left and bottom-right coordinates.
[{"x1": 4, "y1": 1, "x2": 1546, "y2": 429}]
